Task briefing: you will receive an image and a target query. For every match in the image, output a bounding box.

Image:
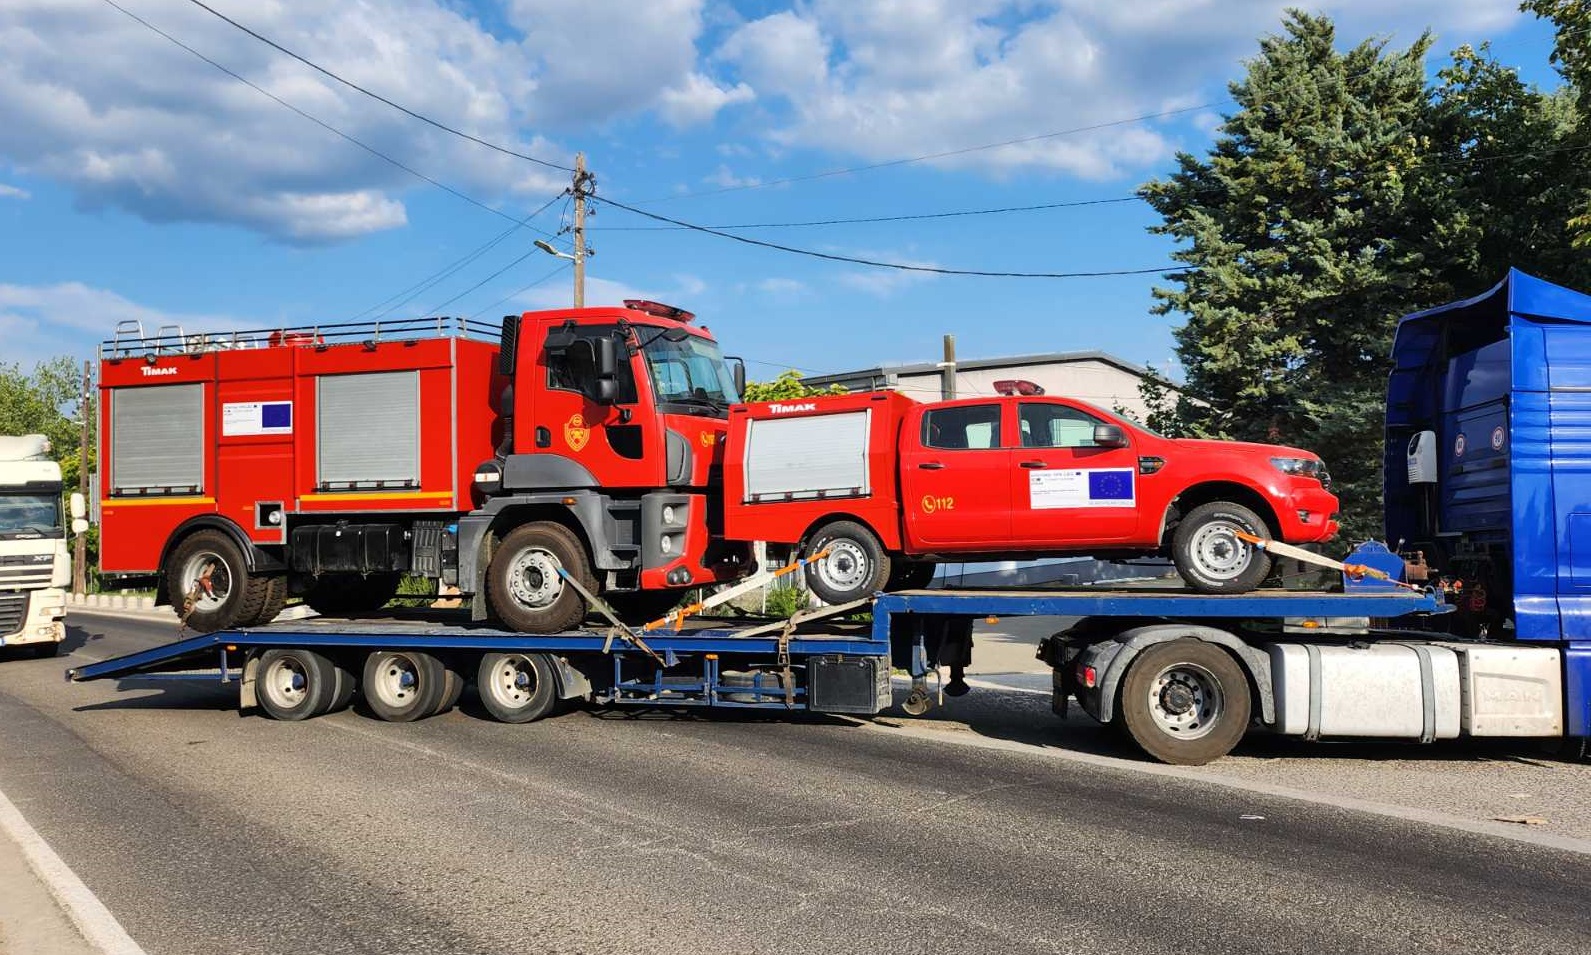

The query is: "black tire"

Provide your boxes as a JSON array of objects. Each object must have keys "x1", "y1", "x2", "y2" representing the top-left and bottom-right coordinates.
[
  {"x1": 1118, "y1": 639, "x2": 1251, "y2": 765},
  {"x1": 431, "y1": 665, "x2": 466, "y2": 716},
  {"x1": 242, "y1": 575, "x2": 288, "y2": 627},
  {"x1": 328, "y1": 661, "x2": 358, "y2": 713},
  {"x1": 476, "y1": 652, "x2": 558, "y2": 723},
  {"x1": 1171, "y1": 501, "x2": 1273, "y2": 594},
  {"x1": 803, "y1": 520, "x2": 892, "y2": 605},
  {"x1": 254, "y1": 648, "x2": 340, "y2": 721},
  {"x1": 28, "y1": 641, "x2": 61, "y2": 659},
  {"x1": 164, "y1": 529, "x2": 267, "y2": 632},
  {"x1": 486, "y1": 522, "x2": 594, "y2": 633},
  {"x1": 361, "y1": 650, "x2": 446, "y2": 722},
  {"x1": 605, "y1": 590, "x2": 684, "y2": 625},
  {"x1": 303, "y1": 572, "x2": 400, "y2": 616},
  {"x1": 886, "y1": 560, "x2": 937, "y2": 591}
]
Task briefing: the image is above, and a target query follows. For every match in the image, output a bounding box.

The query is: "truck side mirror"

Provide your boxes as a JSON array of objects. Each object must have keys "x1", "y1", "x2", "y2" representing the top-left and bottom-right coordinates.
[
  {"x1": 595, "y1": 378, "x2": 618, "y2": 404},
  {"x1": 1093, "y1": 424, "x2": 1128, "y2": 448},
  {"x1": 72, "y1": 518, "x2": 89, "y2": 535},
  {"x1": 728, "y1": 356, "x2": 747, "y2": 400},
  {"x1": 596, "y1": 335, "x2": 617, "y2": 378},
  {"x1": 69, "y1": 492, "x2": 86, "y2": 521}
]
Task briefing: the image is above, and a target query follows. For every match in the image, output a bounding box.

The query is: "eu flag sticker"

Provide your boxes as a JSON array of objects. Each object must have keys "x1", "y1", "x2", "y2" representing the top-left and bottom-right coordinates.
[
  {"x1": 1087, "y1": 469, "x2": 1134, "y2": 506},
  {"x1": 261, "y1": 402, "x2": 292, "y2": 430}
]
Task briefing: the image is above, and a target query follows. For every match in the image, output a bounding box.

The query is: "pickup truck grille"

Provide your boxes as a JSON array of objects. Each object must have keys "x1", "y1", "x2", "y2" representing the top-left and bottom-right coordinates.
[{"x1": 0, "y1": 594, "x2": 25, "y2": 636}]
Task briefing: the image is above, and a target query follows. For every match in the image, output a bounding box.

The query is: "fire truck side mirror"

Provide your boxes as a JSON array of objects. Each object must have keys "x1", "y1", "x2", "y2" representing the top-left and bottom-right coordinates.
[
  {"x1": 596, "y1": 335, "x2": 618, "y2": 379},
  {"x1": 729, "y1": 357, "x2": 747, "y2": 399}
]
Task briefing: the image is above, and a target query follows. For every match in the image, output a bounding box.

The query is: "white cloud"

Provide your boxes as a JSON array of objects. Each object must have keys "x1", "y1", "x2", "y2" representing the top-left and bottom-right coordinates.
[
  {"x1": 657, "y1": 73, "x2": 754, "y2": 127},
  {"x1": 834, "y1": 249, "x2": 941, "y2": 297},
  {"x1": 0, "y1": 182, "x2": 28, "y2": 199},
  {"x1": 0, "y1": 281, "x2": 237, "y2": 366},
  {"x1": 702, "y1": 164, "x2": 761, "y2": 189},
  {"x1": 716, "y1": 0, "x2": 1524, "y2": 180},
  {"x1": 0, "y1": 1, "x2": 747, "y2": 242}
]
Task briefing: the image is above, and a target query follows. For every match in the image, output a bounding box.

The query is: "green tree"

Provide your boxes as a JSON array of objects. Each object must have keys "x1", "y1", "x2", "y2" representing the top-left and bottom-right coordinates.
[
  {"x1": 1140, "y1": 11, "x2": 1446, "y2": 539},
  {"x1": 741, "y1": 369, "x2": 846, "y2": 402},
  {"x1": 1522, "y1": 0, "x2": 1591, "y2": 252}
]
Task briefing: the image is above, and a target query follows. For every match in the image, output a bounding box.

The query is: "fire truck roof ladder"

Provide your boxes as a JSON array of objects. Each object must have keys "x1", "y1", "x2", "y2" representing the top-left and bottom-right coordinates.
[{"x1": 99, "y1": 315, "x2": 502, "y2": 359}]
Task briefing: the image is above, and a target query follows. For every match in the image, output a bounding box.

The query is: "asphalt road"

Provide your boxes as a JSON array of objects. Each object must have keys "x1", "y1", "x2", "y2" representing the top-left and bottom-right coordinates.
[{"x1": 1, "y1": 614, "x2": 1588, "y2": 955}]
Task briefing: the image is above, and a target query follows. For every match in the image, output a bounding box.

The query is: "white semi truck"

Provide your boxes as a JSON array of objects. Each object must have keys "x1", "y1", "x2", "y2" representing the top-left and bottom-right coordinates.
[{"x1": 0, "y1": 435, "x2": 87, "y2": 658}]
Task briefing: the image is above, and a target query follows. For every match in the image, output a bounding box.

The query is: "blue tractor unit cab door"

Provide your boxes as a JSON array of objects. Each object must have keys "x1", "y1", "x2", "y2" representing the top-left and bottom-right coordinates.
[{"x1": 1387, "y1": 269, "x2": 1591, "y2": 641}]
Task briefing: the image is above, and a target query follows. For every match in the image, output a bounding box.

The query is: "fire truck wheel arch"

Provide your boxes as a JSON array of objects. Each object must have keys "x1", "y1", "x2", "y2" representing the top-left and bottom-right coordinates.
[{"x1": 157, "y1": 515, "x2": 283, "y2": 581}]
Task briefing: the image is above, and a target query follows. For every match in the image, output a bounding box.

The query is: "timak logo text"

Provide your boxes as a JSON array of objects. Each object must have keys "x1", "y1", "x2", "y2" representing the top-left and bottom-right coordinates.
[
  {"x1": 140, "y1": 366, "x2": 178, "y2": 377},
  {"x1": 768, "y1": 402, "x2": 816, "y2": 415}
]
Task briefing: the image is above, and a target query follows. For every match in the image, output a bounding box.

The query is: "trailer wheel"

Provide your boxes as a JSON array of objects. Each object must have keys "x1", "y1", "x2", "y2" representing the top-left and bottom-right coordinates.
[
  {"x1": 476, "y1": 652, "x2": 557, "y2": 723},
  {"x1": 1118, "y1": 639, "x2": 1250, "y2": 765},
  {"x1": 164, "y1": 529, "x2": 265, "y2": 632},
  {"x1": 804, "y1": 520, "x2": 892, "y2": 605},
  {"x1": 255, "y1": 648, "x2": 341, "y2": 721},
  {"x1": 1171, "y1": 501, "x2": 1273, "y2": 594},
  {"x1": 361, "y1": 650, "x2": 446, "y2": 722},
  {"x1": 487, "y1": 522, "x2": 594, "y2": 633},
  {"x1": 431, "y1": 665, "x2": 466, "y2": 716}
]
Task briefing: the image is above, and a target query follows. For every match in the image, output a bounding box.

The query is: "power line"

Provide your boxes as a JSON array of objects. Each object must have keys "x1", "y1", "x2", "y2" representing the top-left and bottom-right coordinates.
[
  {"x1": 358, "y1": 191, "x2": 568, "y2": 323},
  {"x1": 181, "y1": 0, "x2": 572, "y2": 172},
  {"x1": 591, "y1": 196, "x2": 1142, "y2": 231},
  {"x1": 101, "y1": 0, "x2": 560, "y2": 238},
  {"x1": 593, "y1": 197, "x2": 1172, "y2": 278},
  {"x1": 469, "y1": 263, "x2": 574, "y2": 319},
  {"x1": 426, "y1": 249, "x2": 566, "y2": 316}
]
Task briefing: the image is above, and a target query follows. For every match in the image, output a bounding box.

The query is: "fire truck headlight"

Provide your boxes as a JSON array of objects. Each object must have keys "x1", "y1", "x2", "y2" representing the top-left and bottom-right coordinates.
[
  {"x1": 663, "y1": 505, "x2": 676, "y2": 525},
  {"x1": 660, "y1": 533, "x2": 674, "y2": 555}
]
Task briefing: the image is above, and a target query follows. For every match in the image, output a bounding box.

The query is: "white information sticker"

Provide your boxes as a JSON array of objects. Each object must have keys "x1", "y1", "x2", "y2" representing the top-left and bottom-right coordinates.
[
  {"x1": 1029, "y1": 468, "x2": 1136, "y2": 510},
  {"x1": 222, "y1": 401, "x2": 293, "y2": 436}
]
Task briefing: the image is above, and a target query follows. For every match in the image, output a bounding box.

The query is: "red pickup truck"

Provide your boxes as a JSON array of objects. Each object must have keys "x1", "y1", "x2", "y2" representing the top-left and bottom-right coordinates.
[{"x1": 723, "y1": 388, "x2": 1339, "y2": 603}]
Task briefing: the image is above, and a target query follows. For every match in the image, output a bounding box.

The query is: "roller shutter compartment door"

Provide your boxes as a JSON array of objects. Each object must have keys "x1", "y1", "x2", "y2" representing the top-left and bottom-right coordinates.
[
  {"x1": 110, "y1": 383, "x2": 204, "y2": 494},
  {"x1": 316, "y1": 371, "x2": 420, "y2": 489},
  {"x1": 744, "y1": 410, "x2": 870, "y2": 502}
]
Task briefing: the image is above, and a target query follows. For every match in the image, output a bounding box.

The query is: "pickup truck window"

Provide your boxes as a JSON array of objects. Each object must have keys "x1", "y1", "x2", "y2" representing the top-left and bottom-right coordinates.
[
  {"x1": 1020, "y1": 403, "x2": 1111, "y2": 448},
  {"x1": 922, "y1": 404, "x2": 1002, "y2": 450}
]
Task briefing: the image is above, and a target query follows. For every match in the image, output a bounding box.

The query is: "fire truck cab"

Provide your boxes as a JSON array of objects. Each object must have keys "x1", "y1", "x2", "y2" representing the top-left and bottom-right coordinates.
[{"x1": 96, "y1": 304, "x2": 749, "y2": 633}]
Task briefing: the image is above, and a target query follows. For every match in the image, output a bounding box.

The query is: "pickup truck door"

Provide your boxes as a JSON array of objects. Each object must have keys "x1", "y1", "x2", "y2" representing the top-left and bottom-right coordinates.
[
  {"x1": 901, "y1": 401, "x2": 1013, "y2": 548},
  {"x1": 1011, "y1": 400, "x2": 1141, "y2": 545}
]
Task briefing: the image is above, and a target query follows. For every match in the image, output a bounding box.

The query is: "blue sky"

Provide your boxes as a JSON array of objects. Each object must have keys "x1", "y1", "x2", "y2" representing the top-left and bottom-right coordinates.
[{"x1": 0, "y1": 0, "x2": 1569, "y2": 382}]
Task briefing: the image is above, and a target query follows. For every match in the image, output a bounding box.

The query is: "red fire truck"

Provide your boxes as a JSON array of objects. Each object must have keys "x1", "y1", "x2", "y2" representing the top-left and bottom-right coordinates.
[
  {"x1": 722, "y1": 387, "x2": 1340, "y2": 604},
  {"x1": 96, "y1": 305, "x2": 751, "y2": 633}
]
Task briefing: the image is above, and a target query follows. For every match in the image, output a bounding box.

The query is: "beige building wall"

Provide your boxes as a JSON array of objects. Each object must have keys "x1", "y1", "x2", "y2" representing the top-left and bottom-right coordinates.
[{"x1": 893, "y1": 359, "x2": 1159, "y2": 424}]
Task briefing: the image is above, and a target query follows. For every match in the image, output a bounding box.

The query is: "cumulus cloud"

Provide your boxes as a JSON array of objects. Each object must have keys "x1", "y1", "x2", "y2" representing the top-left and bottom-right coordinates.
[
  {"x1": 0, "y1": 183, "x2": 29, "y2": 199},
  {"x1": 0, "y1": 281, "x2": 237, "y2": 366},
  {"x1": 715, "y1": 0, "x2": 1524, "y2": 180},
  {"x1": 0, "y1": 1, "x2": 749, "y2": 242}
]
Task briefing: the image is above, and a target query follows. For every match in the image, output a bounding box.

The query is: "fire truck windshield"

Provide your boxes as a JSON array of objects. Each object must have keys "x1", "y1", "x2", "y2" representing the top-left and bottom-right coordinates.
[
  {"x1": 0, "y1": 491, "x2": 62, "y2": 539},
  {"x1": 641, "y1": 333, "x2": 740, "y2": 411}
]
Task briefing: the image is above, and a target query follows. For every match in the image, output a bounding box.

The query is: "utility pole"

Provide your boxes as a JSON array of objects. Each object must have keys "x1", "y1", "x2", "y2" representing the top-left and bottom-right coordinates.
[
  {"x1": 939, "y1": 334, "x2": 957, "y2": 400},
  {"x1": 571, "y1": 152, "x2": 590, "y2": 308},
  {"x1": 73, "y1": 360, "x2": 90, "y2": 596}
]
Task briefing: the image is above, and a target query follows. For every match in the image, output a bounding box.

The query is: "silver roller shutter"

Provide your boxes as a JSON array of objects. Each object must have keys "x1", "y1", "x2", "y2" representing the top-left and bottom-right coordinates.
[
  {"x1": 316, "y1": 371, "x2": 420, "y2": 489},
  {"x1": 110, "y1": 383, "x2": 204, "y2": 494},
  {"x1": 744, "y1": 410, "x2": 871, "y2": 502}
]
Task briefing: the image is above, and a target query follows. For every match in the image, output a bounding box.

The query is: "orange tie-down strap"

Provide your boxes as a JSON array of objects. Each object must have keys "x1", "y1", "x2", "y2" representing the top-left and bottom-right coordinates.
[{"x1": 643, "y1": 547, "x2": 833, "y2": 633}]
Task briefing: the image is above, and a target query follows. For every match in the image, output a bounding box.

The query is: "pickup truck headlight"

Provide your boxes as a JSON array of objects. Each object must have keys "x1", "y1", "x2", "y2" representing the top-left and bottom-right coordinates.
[{"x1": 1271, "y1": 456, "x2": 1331, "y2": 489}]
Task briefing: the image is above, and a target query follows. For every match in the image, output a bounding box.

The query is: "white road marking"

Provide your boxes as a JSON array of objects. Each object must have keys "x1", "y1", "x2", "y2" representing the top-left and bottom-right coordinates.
[{"x1": 0, "y1": 787, "x2": 148, "y2": 955}]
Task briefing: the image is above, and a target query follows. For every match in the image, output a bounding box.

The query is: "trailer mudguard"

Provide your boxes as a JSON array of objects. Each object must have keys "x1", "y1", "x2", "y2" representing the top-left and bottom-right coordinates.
[{"x1": 1086, "y1": 624, "x2": 1276, "y2": 726}]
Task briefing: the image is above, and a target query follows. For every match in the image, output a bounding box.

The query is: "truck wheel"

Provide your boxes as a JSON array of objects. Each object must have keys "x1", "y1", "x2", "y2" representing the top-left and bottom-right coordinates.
[
  {"x1": 361, "y1": 650, "x2": 446, "y2": 722},
  {"x1": 242, "y1": 575, "x2": 288, "y2": 627},
  {"x1": 1171, "y1": 501, "x2": 1273, "y2": 594},
  {"x1": 1118, "y1": 639, "x2": 1251, "y2": 765},
  {"x1": 487, "y1": 522, "x2": 594, "y2": 633},
  {"x1": 431, "y1": 665, "x2": 466, "y2": 716},
  {"x1": 887, "y1": 560, "x2": 937, "y2": 591},
  {"x1": 165, "y1": 529, "x2": 265, "y2": 632},
  {"x1": 804, "y1": 520, "x2": 891, "y2": 605},
  {"x1": 254, "y1": 648, "x2": 340, "y2": 721},
  {"x1": 477, "y1": 652, "x2": 557, "y2": 723}
]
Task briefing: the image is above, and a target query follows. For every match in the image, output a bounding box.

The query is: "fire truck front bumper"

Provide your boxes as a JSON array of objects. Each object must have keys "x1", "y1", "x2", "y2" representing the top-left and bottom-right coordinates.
[{"x1": 640, "y1": 493, "x2": 752, "y2": 590}]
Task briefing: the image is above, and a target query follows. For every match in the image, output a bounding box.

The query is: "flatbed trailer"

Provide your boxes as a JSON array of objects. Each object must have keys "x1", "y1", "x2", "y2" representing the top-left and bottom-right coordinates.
[{"x1": 72, "y1": 583, "x2": 1520, "y2": 765}]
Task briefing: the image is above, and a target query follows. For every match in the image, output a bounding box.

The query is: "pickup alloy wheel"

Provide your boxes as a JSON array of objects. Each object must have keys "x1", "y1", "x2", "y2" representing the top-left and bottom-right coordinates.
[
  {"x1": 1171, "y1": 501, "x2": 1273, "y2": 594},
  {"x1": 804, "y1": 520, "x2": 892, "y2": 605}
]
